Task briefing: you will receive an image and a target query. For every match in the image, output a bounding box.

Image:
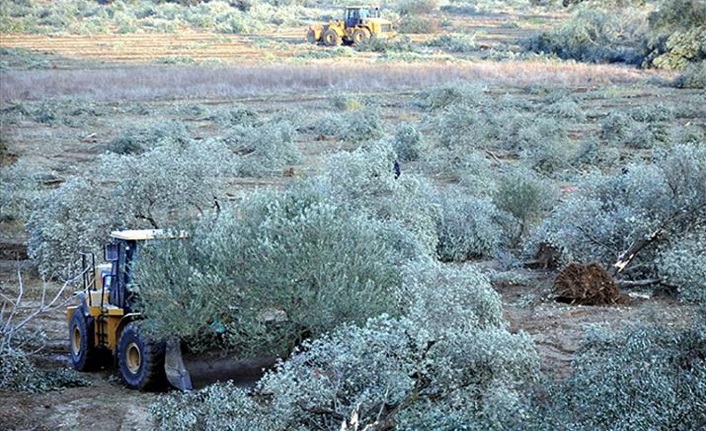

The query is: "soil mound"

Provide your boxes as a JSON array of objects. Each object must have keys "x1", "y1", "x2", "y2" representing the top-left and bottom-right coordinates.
[{"x1": 554, "y1": 262, "x2": 625, "y2": 305}]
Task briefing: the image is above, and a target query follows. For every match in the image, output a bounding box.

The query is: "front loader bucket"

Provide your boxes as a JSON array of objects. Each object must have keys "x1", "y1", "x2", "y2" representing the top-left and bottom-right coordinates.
[
  {"x1": 164, "y1": 340, "x2": 277, "y2": 391},
  {"x1": 165, "y1": 338, "x2": 193, "y2": 391}
]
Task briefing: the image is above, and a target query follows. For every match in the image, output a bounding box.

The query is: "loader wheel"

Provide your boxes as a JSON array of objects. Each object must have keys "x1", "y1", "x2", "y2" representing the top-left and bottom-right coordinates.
[
  {"x1": 69, "y1": 310, "x2": 99, "y2": 371},
  {"x1": 323, "y1": 29, "x2": 341, "y2": 47},
  {"x1": 117, "y1": 322, "x2": 167, "y2": 391},
  {"x1": 352, "y1": 28, "x2": 371, "y2": 44}
]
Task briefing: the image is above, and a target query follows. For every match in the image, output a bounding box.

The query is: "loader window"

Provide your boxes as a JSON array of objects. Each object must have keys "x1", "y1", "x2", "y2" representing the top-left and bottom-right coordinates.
[{"x1": 105, "y1": 243, "x2": 119, "y2": 262}]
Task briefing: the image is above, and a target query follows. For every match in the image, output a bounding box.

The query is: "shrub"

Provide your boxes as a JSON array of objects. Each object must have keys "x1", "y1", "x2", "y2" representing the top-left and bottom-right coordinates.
[
  {"x1": 224, "y1": 120, "x2": 301, "y2": 178},
  {"x1": 0, "y1": 159, "x2": 41, "y2": 222},
  {"x1": 395, "y1": 15, "x2": 437, "y2": 34},
  {"x1": 396, "y1": 0, "x2": 438, "y2": 16},
  {"x1": 645, "y1": 0, "x2": 706, "y2": 70},
  {"x1": 392, "y1": 124, "x2": 425, "y2": 162},
  {"x1": 106, "y1": 120, "x2": 190, "y2": 155},
  {"x1": 528, "y1": 143, "x2": 706, "y2": 284},
  {"x1": 151, "y1": 262, "x2": 539, "y2": 431},
  {"x1": 424, "y1": 33, "x2": 477, "y2": 53},
  {"x1": 521, "y1": 323, "x2": 706, "y2": 431},
  {"x1": 1, "y1": 278, "x2": 89, "y2": 393},
  {"x1": 415, "y1": 83, "x2": 489, "y2": 111},
  {"x1": 27, "y1": 139, "x2": 233, "y2": 278},
  {"x1": 136, "y1": 188, "x2": 413, "y2": 356},
  {"x1": 319, "y1": 142, "x2": 439, "y2": 256},
  {"x1": 436, "y1": 191, "x2": 504, "y2": 262},
  {"x1": 0, "y1": 348, "x2": 89, "y2": 393},
  {"x1": 658, "y1": 216, "x2": 706, "y2": 304},
  {"x1": 494, "y1": 170, "x2": 557, "y2": 246},
  {"x1": 675, "y1": 60, "x2": 706, "y2": 89},
  {"x1": 524, "y1": 5, "x2": 647, "y2": 65}
]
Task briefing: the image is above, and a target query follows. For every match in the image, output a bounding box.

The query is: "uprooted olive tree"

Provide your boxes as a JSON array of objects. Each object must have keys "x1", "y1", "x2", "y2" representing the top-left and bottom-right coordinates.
[
  {"x1": 134, "y1": 142, "x2": 439, "y2": 357},
  {"x1": 150, "y1": 261, "x2": 540, "y2": 431},
  {"x1": 528, "y1": 143, "x2": 706, "y2": 301}
]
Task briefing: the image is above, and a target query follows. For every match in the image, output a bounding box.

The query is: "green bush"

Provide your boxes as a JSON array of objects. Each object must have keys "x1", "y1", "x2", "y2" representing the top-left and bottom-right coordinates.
[
  {"x1": 224, "y1": 120, "x2": 301, "y2": 178},
  {"x1": 436, "y1": 191, "x2": 503, "y2": 261},
  {"x1": 136, "y1": 187, "x2": 412, "y2": 356},
  {"x1": 424, "y1": 33, "x2": 477, "y2": 53},
  {"x1": 520, "y1": 323, "x2": 706, "y2": 431},
  {"x1": 397, "y1": 0, "x2": 438, "y2": 16},
  {"x1": 319, "y1": 142, "x2": 439, "y2": 256},
  {"x1": 0, "y1": 159, "x2": 41, "y2": 222},
  {"x1": 645, "y1": 0, "x2": 706, "y2": 70},
  {"x1": 0, "y1": 347, "x2": 89, "y2": 393},
  {"x1": 396, "y1": 15, "x2": 437, "y2": 34},
  {"x1": 658, "y1": 226, "x2": 706, "y2": 304},
  {"x1": 151, "y1": 262, "x2": 539, "y2": 430},
  {"x1": 106, "y1": 120, "x2": 190, "y2": 154},
  {"x1": 27, "y1": 139, "x2": 233, "y2": 278},
  {"x1": 528, "y1": 143, "x2": 706, "y2": 286},
  {"x1": 524, "y1": 5, "x2": 647, "y2": 65},
  {"x1": 494, "y1": 170, "x2": 556, "y2": 245},
  {"x1": 393, "y1": 124, "x2": 426, "y2": 162},
  {"x1": 675, "y1": 60, "x2": 706, "y2": 88}
]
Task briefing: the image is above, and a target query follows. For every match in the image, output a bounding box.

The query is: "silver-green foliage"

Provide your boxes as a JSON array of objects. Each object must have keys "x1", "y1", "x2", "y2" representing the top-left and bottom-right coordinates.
[
  {"x1": 675, "y1": 60, "x2": 706, "y2": 89},
  {"x1": 658, "y1": 225, "x2": 706, "y2": 303},
  {"x1": 135, "y1": 142, "x2": 437, "y2": 355},
  {"x1": 151, "y1": 262, "x2": 539, "y2": 431},
  {"x1": 27, "y1": 138, "x2": 233, "y2": 278},
  {"x1": 529, "y1": 143, "x2": 706, "y2": 282},
  {"x1": 646, "y1": 0, "x2": 706, "y2": 70},
  {"x1": 522, "y1": 323, "x2": 706, "y2": 431},
  {"x1": 428, "y1": 87, "x2": 572, "y2": 175},
  {"x1": 0, "y1": 159, "x2": 41, "y2": 222},
  {"x1": 436, "y1": 190, "x2": 503, "y2": 261},
  {"x1": 320, "y1": 141, "x2": 439, "y2": 257},
  {"x1": 224, "y1": 120, "x2": 301, "y2": 177},
  {"x1": 136, "y1": 185, "x2": 415, "y2": 356},
  {"x1": 525, "y1": 4, "x2": 648, "y2": 64},
  {"x1": 392, "y1": 124, "x2": 425, "y2": 162}
]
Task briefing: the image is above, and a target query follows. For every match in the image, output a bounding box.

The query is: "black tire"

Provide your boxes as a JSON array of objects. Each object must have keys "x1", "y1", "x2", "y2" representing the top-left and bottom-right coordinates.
[
  {"x1": 352, "y1": 28, "x2": 371, "y2": 44},
  {"x1": 69, "y1": 310, "x2": 99, "y2": 371},
  {"x1": 323, "y1": 29, "x2": 340, "y2": 47},
  {"x1": 117, "y1": 322, "x2": 167, "y2": 391}
]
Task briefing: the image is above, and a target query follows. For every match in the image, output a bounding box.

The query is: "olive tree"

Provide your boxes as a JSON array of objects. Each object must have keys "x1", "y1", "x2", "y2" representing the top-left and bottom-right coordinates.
[
  {"x1": 26, "y1": 138, "x2": 234, "y2": 278},
  {"x1": 151, "y1": 261, "x2": 540, "y2": 430},
  {"x1": 528, "y1": 143, "x2": 706, "y2": 289}
]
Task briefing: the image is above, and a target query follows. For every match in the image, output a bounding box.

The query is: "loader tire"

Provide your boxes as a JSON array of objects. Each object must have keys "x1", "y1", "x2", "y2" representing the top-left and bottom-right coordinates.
[
  {"x1": 69, "y1": 310, "x2": 99, "y2": 371},
  {"x1": 352, "y1": 28, "x2": 371, "y2": 44},
  {"x1": 117, "y1": 322, "x2": 167, "y2": 391},
  {"x1": 323, "y1": 29, "x2": 341, "y2": 47}
]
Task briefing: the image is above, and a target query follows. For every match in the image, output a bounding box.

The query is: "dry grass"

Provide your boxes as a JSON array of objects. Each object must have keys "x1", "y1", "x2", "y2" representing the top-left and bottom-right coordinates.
[{"x1": 0, "y1": 60, "x2": 663, "y2": 103}]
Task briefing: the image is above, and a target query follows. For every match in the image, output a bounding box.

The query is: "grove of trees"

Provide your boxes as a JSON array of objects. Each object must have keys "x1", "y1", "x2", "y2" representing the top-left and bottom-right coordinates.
[{"x1": 1, "y1": 0, "x2": 705, "y2": 429}]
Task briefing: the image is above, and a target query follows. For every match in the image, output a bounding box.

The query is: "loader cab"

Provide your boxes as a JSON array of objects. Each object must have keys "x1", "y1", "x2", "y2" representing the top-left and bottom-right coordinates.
[
  {"x1": 345, "y1": 6, "x2": 378, "y2": 27},
  {"x1": 104, "y1": 235, "x2": 140, "y2": 312},
  {"x1": 103, "y1": 229, "x2": 187, "y2": 312}
]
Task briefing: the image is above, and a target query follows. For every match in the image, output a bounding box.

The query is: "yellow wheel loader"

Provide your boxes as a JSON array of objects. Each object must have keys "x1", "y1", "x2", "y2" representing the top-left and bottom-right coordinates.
[
  {"x1": 67, "y1": 229, "x2": 273, "y2": 391},
  {"x1": 306, "y1": 6, "x2": 395, "y2": 47}
]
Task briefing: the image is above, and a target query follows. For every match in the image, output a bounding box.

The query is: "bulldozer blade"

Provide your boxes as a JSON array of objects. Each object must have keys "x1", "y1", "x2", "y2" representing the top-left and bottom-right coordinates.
[
  {"x1": 165, "y1": 338, "x2": 193, "y2": 391},
  {"x1": 164, "y1": 339, "x2": 277, "y2": 391}
]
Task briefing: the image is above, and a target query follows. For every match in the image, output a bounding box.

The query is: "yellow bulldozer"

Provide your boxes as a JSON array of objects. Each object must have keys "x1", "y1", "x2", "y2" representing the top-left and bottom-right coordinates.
[
  {"x1": 67, "y1": 229, "x2": 272, "y2": 391},
  {"x1": 306, "y1": 5, "x2": 395, "y2": 46}
]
